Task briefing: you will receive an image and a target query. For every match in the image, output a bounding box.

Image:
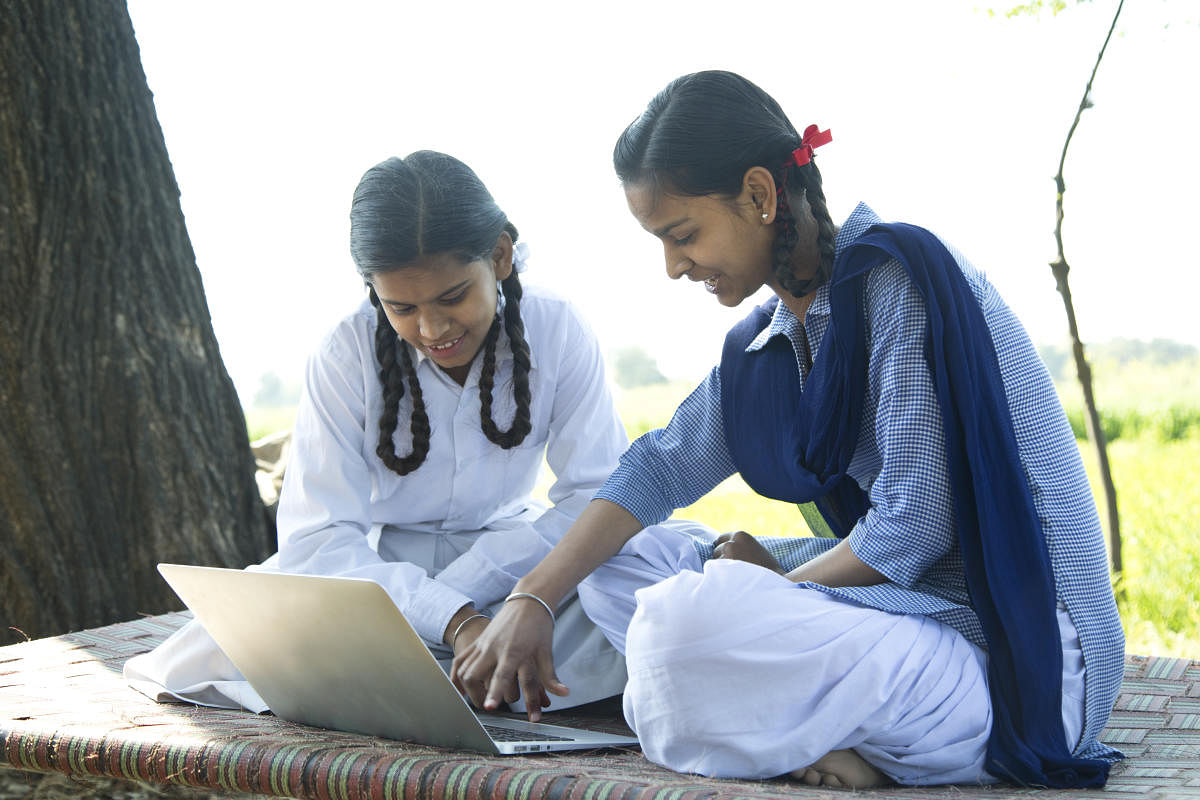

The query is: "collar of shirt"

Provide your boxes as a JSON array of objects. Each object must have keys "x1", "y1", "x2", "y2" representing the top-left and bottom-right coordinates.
[{"x1": 746, "y1": 202, "x2": 884, "y2": 355}]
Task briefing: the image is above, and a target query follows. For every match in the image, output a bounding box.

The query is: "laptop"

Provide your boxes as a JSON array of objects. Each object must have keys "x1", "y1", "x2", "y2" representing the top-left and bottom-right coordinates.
[{"x1": 157, "y1": 563, "x2": 638, "y2": 754}]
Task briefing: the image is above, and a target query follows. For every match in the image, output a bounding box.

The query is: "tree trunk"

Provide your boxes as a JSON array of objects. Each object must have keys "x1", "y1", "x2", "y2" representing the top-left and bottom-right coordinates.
[
  {"x1": 1050, "y1": 0, "x2": 1125, "y2": 588},
  {"x1": 0, "y1": 0, "x2": 274, "y2": 644}
]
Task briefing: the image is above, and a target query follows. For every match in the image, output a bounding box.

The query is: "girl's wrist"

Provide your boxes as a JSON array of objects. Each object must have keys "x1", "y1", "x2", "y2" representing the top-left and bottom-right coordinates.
[
  {"x1": 511, "y1": 575, "x2": 566, "y2": 614},
  {"x1": 451, "y1": 614, "x2": 490, "y2": 649},
  {"x1": 504, "y1": 591, "x2": 555, "y2": 621},
  {"x1": 443, "y1": 604, "x2": 484, "y2": 646}
]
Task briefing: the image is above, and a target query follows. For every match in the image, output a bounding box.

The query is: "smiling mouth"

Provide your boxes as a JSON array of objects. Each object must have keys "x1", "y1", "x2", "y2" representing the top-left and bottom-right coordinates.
[
  {"x1": 704, "y1": 276, "x2": 719, "y2": 294},
  {"x1": 428, "y1": 335, "x2": 464, "y2": 354}
]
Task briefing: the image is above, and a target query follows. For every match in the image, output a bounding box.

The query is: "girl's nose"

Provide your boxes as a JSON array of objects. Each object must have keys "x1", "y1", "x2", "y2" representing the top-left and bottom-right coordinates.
[
  {"x1": 665, "y1": 250, "x2": 692, "y2": 281},
  {"x1": 418, "y1": 309, "x2": 450, "y2": 340}
]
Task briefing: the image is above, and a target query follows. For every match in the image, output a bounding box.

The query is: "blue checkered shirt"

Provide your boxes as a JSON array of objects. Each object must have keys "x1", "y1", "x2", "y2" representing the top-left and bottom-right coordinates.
[{"x1": 597, "y1": 203, "x2": 1124, "y2": 761}]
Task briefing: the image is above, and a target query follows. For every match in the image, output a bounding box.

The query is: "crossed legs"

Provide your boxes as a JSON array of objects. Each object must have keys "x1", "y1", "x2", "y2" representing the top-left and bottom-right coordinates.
[{"x1": 580, "y1": 532, "x2": 994, "y2": 786}]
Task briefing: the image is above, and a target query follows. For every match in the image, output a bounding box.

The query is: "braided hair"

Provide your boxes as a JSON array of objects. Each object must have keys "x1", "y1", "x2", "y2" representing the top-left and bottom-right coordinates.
[
  {"x1": 613, "y1": 70, "x2": 836, "y2": 298},
  {"x1": 349, "y1": 151, "x2": 532, "y2": 476},
  {"x1": 478, "y1": 271, "x2": 533, "y2": 447}
]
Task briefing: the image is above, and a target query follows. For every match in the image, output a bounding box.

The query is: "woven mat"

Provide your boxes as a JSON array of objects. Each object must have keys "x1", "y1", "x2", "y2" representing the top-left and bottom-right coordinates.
[{"x1": 1, "y1": 614, "x2": 1197, "y2": 799}]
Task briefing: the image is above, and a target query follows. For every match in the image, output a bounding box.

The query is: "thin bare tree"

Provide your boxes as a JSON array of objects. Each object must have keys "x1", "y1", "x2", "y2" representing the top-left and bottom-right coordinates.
[{"x1": 1048, "y1": 0, "x2": 1126, "y2": 585}]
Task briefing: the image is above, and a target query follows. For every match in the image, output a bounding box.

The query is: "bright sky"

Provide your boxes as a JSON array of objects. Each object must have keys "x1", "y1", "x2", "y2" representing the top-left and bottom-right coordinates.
[{"x1": 126, "y1": 0, "x2": 1199, "y2": 404}]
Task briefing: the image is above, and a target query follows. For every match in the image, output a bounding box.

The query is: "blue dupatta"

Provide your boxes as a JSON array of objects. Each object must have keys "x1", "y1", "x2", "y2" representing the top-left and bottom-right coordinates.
[{"x1": 719, "y1": 222, "x2": 1109, "y2": 787}]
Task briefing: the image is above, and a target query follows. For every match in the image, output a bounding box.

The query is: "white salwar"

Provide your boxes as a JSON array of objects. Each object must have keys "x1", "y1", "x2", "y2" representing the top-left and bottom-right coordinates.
[
  {"x1": 578, "y1": 524, "x2": 1086, "y2": 785},
  {"x1": 125, "y1": 274, "x2": 636, "y2": 714}
]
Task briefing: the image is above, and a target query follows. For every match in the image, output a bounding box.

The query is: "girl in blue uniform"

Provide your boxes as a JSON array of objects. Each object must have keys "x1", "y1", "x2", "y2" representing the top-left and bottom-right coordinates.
[{"x1": 452, "y1": 72, "x2": 1124, "y2": 788}]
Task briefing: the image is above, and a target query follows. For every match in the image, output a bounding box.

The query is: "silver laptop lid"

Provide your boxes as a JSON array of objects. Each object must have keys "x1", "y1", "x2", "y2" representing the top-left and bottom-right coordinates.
[
  {"x1": 158, "y1": 564, "x2": 499, "y2": 752},
  {"x1": 156, "y1": 564, "x2": 637, "y2": 754}
]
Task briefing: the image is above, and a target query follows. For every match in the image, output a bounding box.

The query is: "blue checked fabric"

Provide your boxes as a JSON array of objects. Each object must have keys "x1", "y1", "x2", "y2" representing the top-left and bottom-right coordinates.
[{"x1": 597, "y1": 203, "x2": 1123, "y2": 762}]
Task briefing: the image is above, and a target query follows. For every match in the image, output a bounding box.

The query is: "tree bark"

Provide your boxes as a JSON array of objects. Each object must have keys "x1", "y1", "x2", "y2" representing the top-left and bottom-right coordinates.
[
  {"x1": 0, "y1": 1, "x2": 274, "y2": 644},
  {"x1": 1050, "y1": 0, "x2": 1125, "y2": 587}
]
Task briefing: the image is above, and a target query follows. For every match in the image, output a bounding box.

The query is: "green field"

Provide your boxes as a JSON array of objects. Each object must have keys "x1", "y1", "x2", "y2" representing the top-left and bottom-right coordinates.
[
  {"x1": 246, "y1": 359, "x2": 1200, "y2": 659},
  {"x1": 1053, "y1": 357, "x2": 1200, "y2": 444},
  {"x1": 245, "y1": 405, "x2": 299, "y2": 442}
]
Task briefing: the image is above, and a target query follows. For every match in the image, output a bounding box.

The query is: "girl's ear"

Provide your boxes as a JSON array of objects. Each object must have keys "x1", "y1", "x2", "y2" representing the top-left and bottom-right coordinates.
[
  {"x1": 740, "y1": 166, "x2": 779, "y2": 225},
  {"x1": 490, "y1": 230, "x2": 514, "y2": 281}
]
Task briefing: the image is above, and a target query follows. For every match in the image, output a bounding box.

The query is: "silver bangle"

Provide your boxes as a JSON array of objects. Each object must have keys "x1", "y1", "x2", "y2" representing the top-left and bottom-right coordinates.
[
  {"x1": 504, "y1": 591, "x2": 555, "y2": 623},
  {"x1": 451, "y1": 613, "x2": 490, "y2": 648}
]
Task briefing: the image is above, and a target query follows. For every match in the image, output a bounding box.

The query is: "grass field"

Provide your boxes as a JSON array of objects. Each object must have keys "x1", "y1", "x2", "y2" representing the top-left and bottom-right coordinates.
[
  {"x1": 246, "y1": 366, "x2": 1200, "y2": 659},
  {"x1": 1086, "y1": 436, "x2": 1200, "y2": 657},
  {"x1": 1054, "y1": 358, "x2": 1200, "y2": 443},
  {"x1": 245, "y1": 405, "x2": 299, "y2": 442}
]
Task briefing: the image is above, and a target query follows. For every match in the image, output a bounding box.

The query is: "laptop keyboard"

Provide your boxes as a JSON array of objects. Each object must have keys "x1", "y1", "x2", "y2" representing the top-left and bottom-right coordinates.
[{"x1": 482, "y1": 723, "x2": 574, "y2": 742}]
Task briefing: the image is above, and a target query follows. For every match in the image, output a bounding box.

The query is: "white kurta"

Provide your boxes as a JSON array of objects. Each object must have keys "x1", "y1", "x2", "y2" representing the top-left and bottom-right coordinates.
[{"x1": 126, "y1": 277, "x2": 634, "y2": 712}]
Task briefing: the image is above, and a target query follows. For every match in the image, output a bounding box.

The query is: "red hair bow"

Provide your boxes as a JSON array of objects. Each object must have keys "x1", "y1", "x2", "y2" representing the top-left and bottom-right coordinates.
[{"x1": 786, "y1": 124, "x2": 833, "y2": 168}]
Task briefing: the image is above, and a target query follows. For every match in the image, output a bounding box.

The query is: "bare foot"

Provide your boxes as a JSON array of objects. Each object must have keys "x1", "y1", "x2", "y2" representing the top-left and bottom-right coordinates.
[{"x1": 789, "y1": 749, "x2": 888, "y2": 790}]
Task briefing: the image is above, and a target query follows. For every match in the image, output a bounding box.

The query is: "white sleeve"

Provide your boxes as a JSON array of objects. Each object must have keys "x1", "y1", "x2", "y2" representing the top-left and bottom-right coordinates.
[
  {"x1": 433, "y1": 301, "x2": 628, "y2": 605},
  {"x1": 274, "y1": 327, "x2": 473, "y2": 645}
]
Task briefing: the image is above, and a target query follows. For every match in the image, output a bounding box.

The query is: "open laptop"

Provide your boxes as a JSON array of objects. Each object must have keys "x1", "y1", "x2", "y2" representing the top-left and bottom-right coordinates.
[{"x1": 157, "y1": 563, "x2": 638, "y2": 754}]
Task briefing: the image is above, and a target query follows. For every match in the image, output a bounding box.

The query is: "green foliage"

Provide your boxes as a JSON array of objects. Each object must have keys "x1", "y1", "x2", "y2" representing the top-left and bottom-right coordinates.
[
  {"x1": 1080, "y1": 436, "x2": 1200, "y2": 657},
  {"x1": 1055, "y1": 353, "x2": 1200, "y2": 442},
  {"x1": 1063, "y1": 405, "x2": 1200, "y2": 443},
  {"x1": 611, "y1": 346, "x2": 668, "y2": 390},
  {"x1": 245, "y1": 405, "x2": 297, "y2": 441},
  {"x1": 1158, "y1": 405, "x2": 1200, "y2": 442},
  {"x1": 987, "y1": 0, "x2": 1090, "y2": 18}
]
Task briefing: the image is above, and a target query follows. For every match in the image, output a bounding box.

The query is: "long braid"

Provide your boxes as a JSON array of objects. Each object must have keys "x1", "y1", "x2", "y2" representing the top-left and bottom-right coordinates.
[
  {"x1": 771, "y1": 174, "x2": 807, "y2": 297},
  {"x1": 478, "y1": 271, "x2": 533, "y2": 448},
  {"x1": 796, "y1": 161, "x2": 838, "y2": 287},
  {"x1": 368, "y1": 288, "x2": 431, "y2": 475},
  {"x1": 477, "y1": 315, "x2": 505, "y2": 438},
  {"x1": 772, "y1": 161, "x2": 837, "y2": 298}
]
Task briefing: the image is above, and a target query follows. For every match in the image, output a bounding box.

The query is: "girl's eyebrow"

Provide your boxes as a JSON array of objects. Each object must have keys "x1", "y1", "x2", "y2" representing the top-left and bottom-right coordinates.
[
  {"x1": 378, "y1": 279, "x2": 472, "y2": 306},
  {"x1": 653, "y1": 218, "x2": 689, "y2": 238}
]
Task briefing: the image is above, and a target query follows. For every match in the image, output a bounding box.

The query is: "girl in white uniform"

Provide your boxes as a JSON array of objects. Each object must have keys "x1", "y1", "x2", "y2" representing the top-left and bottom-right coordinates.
[{"x1": 125, "y1": 150, "x2": 686, "y2": 713}]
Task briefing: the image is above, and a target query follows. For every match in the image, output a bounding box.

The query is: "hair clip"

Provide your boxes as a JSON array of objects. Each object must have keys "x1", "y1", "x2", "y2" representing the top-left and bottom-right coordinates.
[{"x1": 786, "y1": 125, "x2": 833, "y2": 168}]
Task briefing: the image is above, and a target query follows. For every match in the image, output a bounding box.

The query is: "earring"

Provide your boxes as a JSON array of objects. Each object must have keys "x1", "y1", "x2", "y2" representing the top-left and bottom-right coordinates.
[{"x1": 761, "y1": 212, "x2": 770, "y2": 222}]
